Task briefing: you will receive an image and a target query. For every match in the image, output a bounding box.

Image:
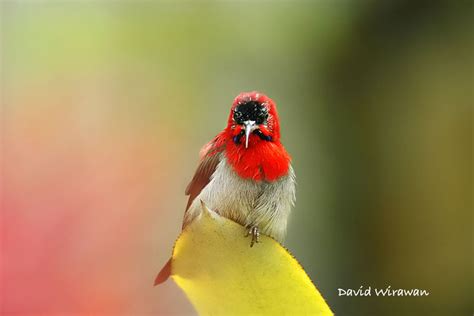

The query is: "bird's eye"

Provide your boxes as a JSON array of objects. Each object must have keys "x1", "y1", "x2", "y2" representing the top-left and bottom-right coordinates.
[
  {"x1": 233, "y1": 111, "x2": 243, "y2": 123},
  {"x1": 255, "y1": 108, "x2": 268, "y2": 124}
]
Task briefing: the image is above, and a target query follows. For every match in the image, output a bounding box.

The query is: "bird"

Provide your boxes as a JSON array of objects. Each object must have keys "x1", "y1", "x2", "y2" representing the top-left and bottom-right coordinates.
[{"x1": 155, "y1": 91, "x2": 295, "y2": 284}]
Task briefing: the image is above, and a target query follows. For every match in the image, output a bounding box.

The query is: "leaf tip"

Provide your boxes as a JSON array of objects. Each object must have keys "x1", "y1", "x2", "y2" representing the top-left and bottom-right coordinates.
[
  {"x1": 199, "y1": 200, "x2": 220, "y2": 221},
  {"x1": 154, "y1": 258, "x2": 172, "y2": 286}
]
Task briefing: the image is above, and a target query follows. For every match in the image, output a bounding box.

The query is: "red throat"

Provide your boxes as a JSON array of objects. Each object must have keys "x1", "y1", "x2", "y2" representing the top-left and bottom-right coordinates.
[
  {"x1": 221, "y1": 91, "x2": 291, "y2": 181},
  {"x1": 224, "y1": 137, "x2": 290, "y2": 181}
]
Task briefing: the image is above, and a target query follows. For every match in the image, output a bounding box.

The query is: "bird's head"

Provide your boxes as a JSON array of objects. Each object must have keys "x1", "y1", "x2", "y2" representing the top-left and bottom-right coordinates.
[{"x1": 226, "y1": 92, "x2": 281, "y2": 149}]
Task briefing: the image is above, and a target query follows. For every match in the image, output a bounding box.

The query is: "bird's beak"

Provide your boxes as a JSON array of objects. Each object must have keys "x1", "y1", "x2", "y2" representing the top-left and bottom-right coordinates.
[{"x1": 244, "y1": 120, "x2": 257, "y2": 148}]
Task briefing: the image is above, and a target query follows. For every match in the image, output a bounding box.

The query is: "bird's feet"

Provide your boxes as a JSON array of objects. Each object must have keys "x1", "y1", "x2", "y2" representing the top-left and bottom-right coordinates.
[{"x1": 245, "y1": 225, "x2": 260, "y2": 247}]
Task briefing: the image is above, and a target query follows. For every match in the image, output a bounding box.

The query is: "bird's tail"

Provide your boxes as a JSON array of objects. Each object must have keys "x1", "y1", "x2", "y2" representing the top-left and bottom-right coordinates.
[{"x1": 154, "y1": 258, "x2": 172, "y2": 286}]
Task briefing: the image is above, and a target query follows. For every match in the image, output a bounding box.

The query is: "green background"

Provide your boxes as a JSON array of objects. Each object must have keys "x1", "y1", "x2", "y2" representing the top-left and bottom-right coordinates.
[{"x1": 2, "y1": 1, "x2": 472, "y2": 315}]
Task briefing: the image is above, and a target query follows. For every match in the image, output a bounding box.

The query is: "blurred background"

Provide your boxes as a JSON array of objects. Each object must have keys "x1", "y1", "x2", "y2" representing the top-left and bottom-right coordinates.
[{"x1": 1, "y1": 1, "x2": 472, "y2": 315}]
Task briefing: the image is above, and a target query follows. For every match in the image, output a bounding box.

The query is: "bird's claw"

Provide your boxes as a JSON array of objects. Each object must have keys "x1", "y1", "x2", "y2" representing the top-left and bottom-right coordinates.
[{"x1": 245, "y1": 225, "x2": 260, "y2": 247}]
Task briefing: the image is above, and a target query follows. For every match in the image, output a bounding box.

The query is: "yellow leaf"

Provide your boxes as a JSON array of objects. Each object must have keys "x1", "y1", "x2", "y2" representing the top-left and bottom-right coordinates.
[{"x1": 165, "y1": 202, "x2": 333, "y2": 316}]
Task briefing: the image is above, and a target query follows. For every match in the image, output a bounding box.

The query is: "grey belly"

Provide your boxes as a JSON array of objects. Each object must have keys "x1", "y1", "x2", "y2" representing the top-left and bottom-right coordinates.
[{"x1": 185, "y1": 157, "x2": 295, "y2": 242}]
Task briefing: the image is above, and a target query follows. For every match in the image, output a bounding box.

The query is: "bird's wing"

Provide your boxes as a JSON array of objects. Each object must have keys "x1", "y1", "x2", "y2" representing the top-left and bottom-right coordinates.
[
  {"x1": 156, "y1": 135, "x2": 225, "y2": 286},
  {"x1": 185, "y1": 136, "x2": 225, "y2": 211}
]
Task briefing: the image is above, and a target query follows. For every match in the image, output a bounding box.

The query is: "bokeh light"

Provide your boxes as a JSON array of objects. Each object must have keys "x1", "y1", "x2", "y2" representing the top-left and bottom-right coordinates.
[{"x1": 1, "y1": 1, "x2": 472, "y2": 315}]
